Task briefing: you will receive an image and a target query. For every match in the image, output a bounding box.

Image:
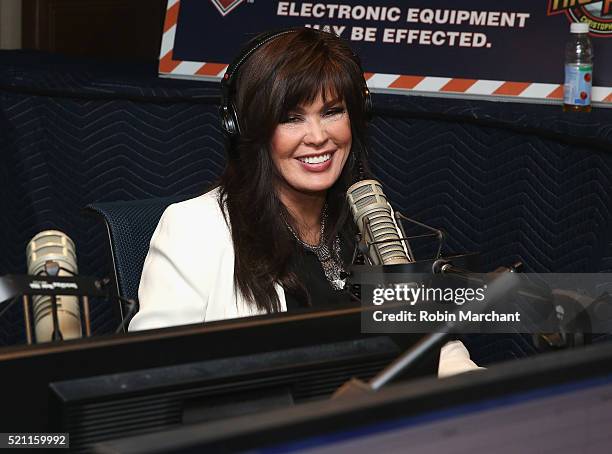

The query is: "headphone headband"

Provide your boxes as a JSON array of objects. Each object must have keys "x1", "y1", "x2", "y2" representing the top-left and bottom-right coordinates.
[{"x1": 219, "y1": 27, "x2": 372, "y2": 139}]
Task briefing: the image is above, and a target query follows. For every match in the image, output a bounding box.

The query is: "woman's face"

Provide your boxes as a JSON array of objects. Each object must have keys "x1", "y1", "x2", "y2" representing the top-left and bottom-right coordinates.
[{"x1": 270, "y1": 94, "x2": 352, "y2": 200}]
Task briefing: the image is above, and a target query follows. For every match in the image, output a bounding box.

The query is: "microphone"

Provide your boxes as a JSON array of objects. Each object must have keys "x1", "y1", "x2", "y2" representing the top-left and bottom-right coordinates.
[
  {"x1": 26, "y1": 230, "x2": 82, "y2": 342},
  {"x1": 346, "y1": 179, "x2": 411, "y2": 265}
]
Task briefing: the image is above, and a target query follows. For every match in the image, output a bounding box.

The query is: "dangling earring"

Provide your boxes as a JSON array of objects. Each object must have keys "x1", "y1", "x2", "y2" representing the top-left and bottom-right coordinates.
[{"x1": 355, "y1": 155, "x2": 366, "y2": 180}]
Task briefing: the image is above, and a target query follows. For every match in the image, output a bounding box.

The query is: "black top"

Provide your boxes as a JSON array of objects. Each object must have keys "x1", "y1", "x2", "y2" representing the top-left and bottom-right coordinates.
[{"x1": 284, "y1": 237, "x2": 355, "y2": 311}]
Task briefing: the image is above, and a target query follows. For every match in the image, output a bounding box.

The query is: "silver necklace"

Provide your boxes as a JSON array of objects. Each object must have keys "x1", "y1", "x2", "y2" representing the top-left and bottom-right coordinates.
[{"x1": 284, "y1": 206, "x2": 346, "y2": 290}]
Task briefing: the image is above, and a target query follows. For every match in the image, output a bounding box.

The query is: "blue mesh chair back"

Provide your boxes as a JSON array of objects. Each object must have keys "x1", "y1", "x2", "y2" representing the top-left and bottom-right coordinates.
[{"x1": 85, "y1": 194, "x2": 195, "y2": 302}]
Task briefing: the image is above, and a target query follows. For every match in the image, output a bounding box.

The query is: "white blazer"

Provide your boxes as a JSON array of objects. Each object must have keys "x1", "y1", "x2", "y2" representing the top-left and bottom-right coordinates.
[
  {"x1": 129, "y1": 187, "x2": 286, "y2": 331},
  {"x1": 129, "y1": 188, "x2": 481, "y2": 377}
]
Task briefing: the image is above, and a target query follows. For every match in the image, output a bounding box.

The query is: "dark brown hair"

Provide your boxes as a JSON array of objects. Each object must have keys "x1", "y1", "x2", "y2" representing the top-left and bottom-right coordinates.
[{"x1": 218, "y1": 28, "x2": 369, "y2": 312}]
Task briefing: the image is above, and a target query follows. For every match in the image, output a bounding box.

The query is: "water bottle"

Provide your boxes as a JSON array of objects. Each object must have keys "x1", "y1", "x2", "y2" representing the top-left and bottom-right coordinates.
[{"x1": 563, "y1": 23, "x2": 593, "y2": 112}]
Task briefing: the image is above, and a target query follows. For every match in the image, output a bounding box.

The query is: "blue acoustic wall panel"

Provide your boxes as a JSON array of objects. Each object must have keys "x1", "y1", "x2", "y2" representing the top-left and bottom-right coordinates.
[{"x1": 366, "y1": 106, "x2": 612, "y2": 273}]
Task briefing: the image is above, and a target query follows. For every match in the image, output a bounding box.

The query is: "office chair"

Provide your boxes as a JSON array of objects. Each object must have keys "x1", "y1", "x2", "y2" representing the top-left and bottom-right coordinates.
[{"x1": 85, "y1": 194, "x2": 194, "y2": 327}]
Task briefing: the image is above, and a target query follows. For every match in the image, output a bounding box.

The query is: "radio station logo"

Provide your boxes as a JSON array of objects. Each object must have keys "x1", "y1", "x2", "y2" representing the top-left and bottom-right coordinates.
[
  {"x1": 548, "y1": 0, "x2": 612, "y2": 37},
  {"x1": 210, "y1": 0, "x2": 245, "y2": 16}
]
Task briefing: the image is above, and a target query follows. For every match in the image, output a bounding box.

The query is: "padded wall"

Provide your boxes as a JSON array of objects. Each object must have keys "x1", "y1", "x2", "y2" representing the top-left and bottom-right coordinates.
[{"x1": 369, "y1": 95, "x2": 612, "y2": 273}]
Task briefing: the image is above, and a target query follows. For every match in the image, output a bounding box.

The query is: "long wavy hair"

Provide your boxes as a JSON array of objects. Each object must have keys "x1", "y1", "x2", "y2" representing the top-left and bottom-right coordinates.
[{"x1": 218, "y1": 28, "x2": 370, "y2": 312}]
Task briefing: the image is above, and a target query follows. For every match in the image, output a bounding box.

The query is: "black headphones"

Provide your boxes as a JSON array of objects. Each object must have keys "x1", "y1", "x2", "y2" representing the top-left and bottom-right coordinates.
[{"x1": 219, "y1": 27, "x2": 372, "y2": 139}]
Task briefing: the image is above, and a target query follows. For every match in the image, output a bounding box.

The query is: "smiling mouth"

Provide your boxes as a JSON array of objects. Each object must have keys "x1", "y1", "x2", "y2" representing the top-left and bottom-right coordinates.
[{"x1": 296, "y1": 152, "x2": 333, "y2": 165}]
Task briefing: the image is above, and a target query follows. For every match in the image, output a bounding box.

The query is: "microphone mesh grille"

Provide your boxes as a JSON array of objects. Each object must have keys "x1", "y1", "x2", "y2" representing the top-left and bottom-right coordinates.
[
  {"x1": 26, "y1": 230, "x2": 82, "y2": 342},
  {"x1": 346, "y1": 180, "x2": 409, "y2": 265}
]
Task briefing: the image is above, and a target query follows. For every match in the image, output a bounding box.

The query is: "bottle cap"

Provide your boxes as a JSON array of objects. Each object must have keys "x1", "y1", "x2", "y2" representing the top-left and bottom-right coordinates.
[{"x1": 571, "y1": 23, "x2": 590, "y2": 33}]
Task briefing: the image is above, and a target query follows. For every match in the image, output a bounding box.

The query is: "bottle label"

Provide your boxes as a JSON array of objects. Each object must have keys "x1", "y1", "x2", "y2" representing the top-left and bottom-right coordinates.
[{"x1": 564, "y1": 63, "x2": 593, "y2": 106}]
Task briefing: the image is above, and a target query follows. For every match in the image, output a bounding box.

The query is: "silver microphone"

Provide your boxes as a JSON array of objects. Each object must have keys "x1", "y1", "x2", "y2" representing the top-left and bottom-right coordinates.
[
  {"x1": 26, "y1": 230, "x2": 82, "y2": 342},
  {"x1": 346, "y1": 179, "x2": 411, "y2": 265}
]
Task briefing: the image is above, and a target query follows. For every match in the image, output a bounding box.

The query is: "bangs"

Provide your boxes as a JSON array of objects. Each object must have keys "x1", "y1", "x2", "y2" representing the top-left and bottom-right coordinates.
[
  {"x1": 276, "y1": 52, "x2": 358, "y2": 117},
  {"x1": 235, "y1": 29, "x2": 366, "y2": 140}
]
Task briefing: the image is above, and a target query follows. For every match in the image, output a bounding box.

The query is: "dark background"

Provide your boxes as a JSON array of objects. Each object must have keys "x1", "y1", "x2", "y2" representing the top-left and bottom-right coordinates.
[{"x1": 21, "y1": 0, "x2": 166, "y2": 62}]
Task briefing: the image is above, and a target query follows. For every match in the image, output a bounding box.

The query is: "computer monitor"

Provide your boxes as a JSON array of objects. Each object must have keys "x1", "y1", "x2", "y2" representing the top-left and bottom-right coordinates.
[
  {"x1": 0, "y1": 305, "x2": 429, "y2": 450},
  {"x1": 91, "y1": 339, "x2": 612, "y2": 453}
]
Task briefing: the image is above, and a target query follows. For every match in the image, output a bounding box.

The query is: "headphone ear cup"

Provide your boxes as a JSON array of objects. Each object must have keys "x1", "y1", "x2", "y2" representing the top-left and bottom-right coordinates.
[
  {"x1": 220, "y1": 104, "x2": 241, "y2": 138},
  {"x1": 229, "y1": 101, "x2": 241, "y2": 137}
]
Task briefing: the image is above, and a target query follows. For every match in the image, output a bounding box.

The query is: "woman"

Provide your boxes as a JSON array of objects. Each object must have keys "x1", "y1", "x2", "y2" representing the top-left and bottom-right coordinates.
[
  {"x1": 129, "y1": 28, "x2": 480, "y2": 377},
  {"x1": 130, "y1": 27, "x2": 368, "y2": 330}
]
